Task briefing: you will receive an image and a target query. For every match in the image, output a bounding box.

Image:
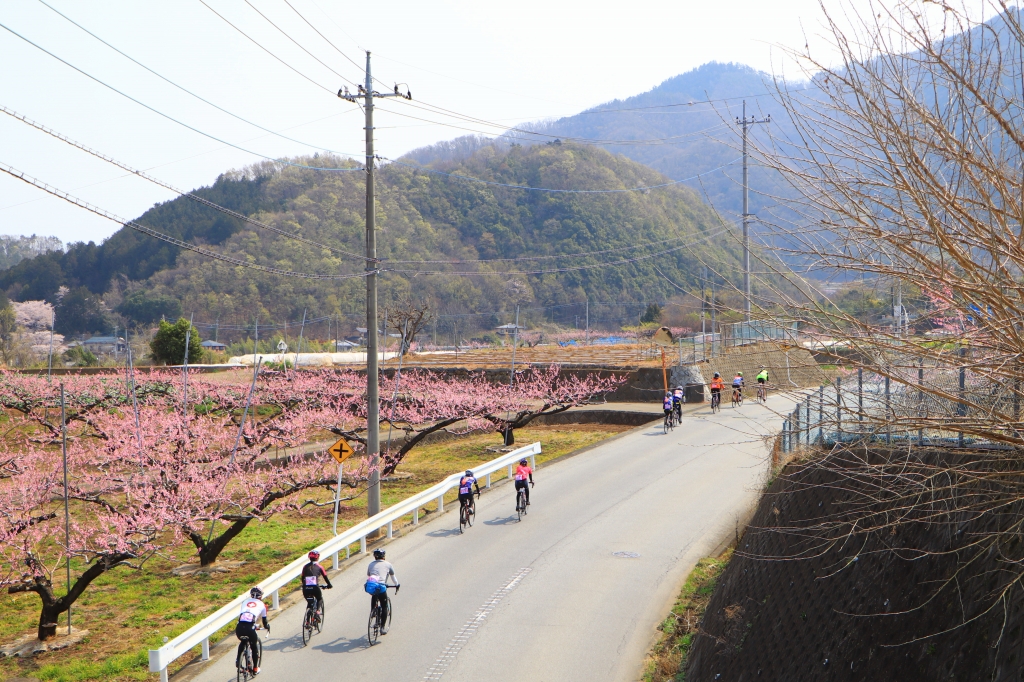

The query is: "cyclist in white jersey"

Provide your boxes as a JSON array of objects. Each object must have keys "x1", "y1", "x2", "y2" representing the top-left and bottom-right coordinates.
[{"x1": 237, "y1": 587, "x2": 269, "y2": 674}]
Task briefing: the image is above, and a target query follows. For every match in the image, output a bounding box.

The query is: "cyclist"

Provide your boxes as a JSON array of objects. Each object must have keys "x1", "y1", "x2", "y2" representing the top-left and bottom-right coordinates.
[
  {"x1": 236, "y1": 587, "x2": 269, "y2": 675},
  {"x1": 458, "y1": 470, "x2": 480, "y2": 518},
  {"x1": 301, "y1": 550, "x2": 333, "y2": 615},
  {"x1": 663, "y1": 392, "x2": 674, "y2": 423},
  {"x1": 709, "y1": 373, "x2": 724, "y2": 405},
  {"x1": 365, "y1": 548, "x2": 398, "y2": 628},
  {"x1": 672, "y1": 385, "x2": 684, "y2": 422},
  {"x1": 732, "y1": 371, "x2": 744, "y2": 401},
  {"x1": 514, "y1": 458, "x2": 535, "y2": 507},
  {"x1": 756, "y1": 367, "x2": 769, "y2": 398}
]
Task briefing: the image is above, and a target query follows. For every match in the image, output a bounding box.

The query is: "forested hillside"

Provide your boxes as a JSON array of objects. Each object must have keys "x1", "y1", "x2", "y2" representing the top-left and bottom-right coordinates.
[
  {"x1": 0, "y1": 143, "x2": 742, "y2": 338},
  {"x1": 406, "y1": 62, "x2": 801, "y2": 226}
]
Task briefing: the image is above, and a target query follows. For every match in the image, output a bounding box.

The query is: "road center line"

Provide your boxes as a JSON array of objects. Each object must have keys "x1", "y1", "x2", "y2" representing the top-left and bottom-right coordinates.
[{"x1": 423, "y1": 567, "x2": 532, "y2": 681}]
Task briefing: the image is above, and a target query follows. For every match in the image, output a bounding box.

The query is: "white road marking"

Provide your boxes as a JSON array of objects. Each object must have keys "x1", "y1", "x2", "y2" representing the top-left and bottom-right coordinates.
[{"x1": 422, "y1": 567, "x2": 532, "y2": 680}]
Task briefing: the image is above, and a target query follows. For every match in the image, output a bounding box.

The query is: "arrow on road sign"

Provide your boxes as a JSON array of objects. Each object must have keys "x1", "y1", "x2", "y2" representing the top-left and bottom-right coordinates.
[{"x1": 328, "y1": 437, "x2": 355, "y2": 464}]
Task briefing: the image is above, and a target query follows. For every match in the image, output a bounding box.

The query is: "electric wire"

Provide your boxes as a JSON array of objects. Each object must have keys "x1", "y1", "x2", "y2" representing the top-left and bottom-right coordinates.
[
  {"x1": 35, "y1": 0, "x2": 364, "y2": 160},
  {"x1": 0, "y1": 106, "x2": 373, "y2": 262},
  {"x1": 282, "y1": 0, "x2": 366, "y2": 76},
  {"x1": 384, "y1": 230, "x2": 727, "y2": 276},
  {"x1": 0, "y1": 162, "x2": 369, "y2": 281},
  {"x1": 197, "y1": 0, "x2": 337, "y2": 96},
  {"x1": 381, "y1": 156, "x2": 741, "y2": 194},
  {"x1": 241, "y1": 0, "x2": 360, "y2": 87},
  {"x1": 0, "y1": 20, "x2": 363, "y2": 172}
]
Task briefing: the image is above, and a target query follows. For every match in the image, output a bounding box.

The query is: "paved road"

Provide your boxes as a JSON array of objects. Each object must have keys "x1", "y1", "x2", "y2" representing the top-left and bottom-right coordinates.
[{"x1": 192, "y1": 396, "x2": 786, "y2": 682}]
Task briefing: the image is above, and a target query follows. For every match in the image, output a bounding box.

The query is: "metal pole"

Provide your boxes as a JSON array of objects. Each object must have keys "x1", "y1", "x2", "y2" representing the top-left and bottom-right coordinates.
[
  {"x1": 805, "y1": 396, "x2": 811, "y2": 445},
  {"x1": 710, "y1": 280, "x2": 716, "y2": 358},
  {"x1": 364, "y1": 52, "x2": 382, "y2": 522},
  {"x1": 885, "y1": 374, "x2": 891, "y2": 444},
  {"x1": 858, "y1": 368, "x2": 864, "y2": 422},
  {"x1": 818, "y1": 385, "x2": 824, "y2": 444},
  {"x1": 836, "y1": 376, "x2": 842, "y2": 437},
  {"x1": 794, "y1": 402, "x2": 801, "y2": 447},
  {"x1": 61, "y1": 384, "x2": 71, "y2": 635},
  {"x1": 510, "y1": 305, "x2": 520, "y2": 386},
  {"x1": 182, "y1": 313, "x2": 192, "y2": 429},
  {"x1": 958, "y1": 346, "x2": 967, "y2": 448},
  {"x1": 298, "y1": 308, "x2": 307, "y2": 360},
  {"x1": 585, "y1": 299, "x2": 589, "y2": 345},
  {"x1": 332, "y1": 463, "x2": 343, "y2": 535},
  {"x1": 741, "y1": 100, "x2": 750, "y2": 322},
  {"x1": 47, "y1": 309, "x2": 55, "y2": 382},
  {"x1": 918, "y1": 358, "x2": 925, "y2": 445}
]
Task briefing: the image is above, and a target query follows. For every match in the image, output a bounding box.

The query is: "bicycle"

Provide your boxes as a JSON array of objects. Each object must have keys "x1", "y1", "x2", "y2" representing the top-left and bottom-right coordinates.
[
  {"x1": 301, "y1": 585, "x2": 330, "y2": 646},
  {"x1": 459, "y1": 493, "x2": 477, "y2": 534},
  {"x1": 731, "y1": 387, "x2": 743, "y2": 408},
  {"x1": 515, "y1": 483, "x2": 532, "y2": 521},
  {"x1": 757, "y1": 382, "x2": 768, "y2": 403},
  {"x1": 710, "y1": 390, "x2": 721, "y2": 413},
  {"x1": 235, "y1": 626, "x2": 262, "y2": 681},
  {"x1": 367, "y1": 584, "x2": 399, "y2": 646},
  {"x1": 663, "y1": 411, "x2": 675, "y2": 434}
]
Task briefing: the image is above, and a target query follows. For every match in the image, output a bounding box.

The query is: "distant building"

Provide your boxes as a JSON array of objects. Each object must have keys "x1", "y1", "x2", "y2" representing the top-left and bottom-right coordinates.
[
  {"x1": 495, "y1": 323, "x2": 526, "y2": 336},
  {"x1": 200, "y1": 340, "x2": 227, "y2": 352},
  {"x1": 83, "y1": 336, "x2": 126, "y2": 354}
]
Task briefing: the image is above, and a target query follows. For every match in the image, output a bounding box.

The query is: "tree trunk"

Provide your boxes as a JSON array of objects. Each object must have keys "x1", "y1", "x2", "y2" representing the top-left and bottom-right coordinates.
[
  {"x1": 190, "y1": 517, "x2": 253, "y2": 566},
  {"x1": 38, "y1": 600, "x2": 62, "y2": 640}
]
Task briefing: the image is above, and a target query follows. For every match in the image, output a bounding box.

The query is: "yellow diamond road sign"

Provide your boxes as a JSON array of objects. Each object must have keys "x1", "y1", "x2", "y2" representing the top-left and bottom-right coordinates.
[{"x1": 328, "y1": 438, "x2": 354, "y2": 464}]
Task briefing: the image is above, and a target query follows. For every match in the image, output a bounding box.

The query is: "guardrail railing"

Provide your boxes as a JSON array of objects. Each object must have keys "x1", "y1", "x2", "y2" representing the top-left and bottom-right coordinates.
[{"x1": 149, "y1": 442, "x2": 542, "y2": 681}]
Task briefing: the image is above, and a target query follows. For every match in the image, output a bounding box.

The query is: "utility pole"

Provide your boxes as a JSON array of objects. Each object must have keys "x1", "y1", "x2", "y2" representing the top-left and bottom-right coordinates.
[
  {"x1": 339, "y1": 53, "x2": 410, "y2": 522},
  {"x1": 736, "y1": 101, "x2": 770, "y2": 322}
]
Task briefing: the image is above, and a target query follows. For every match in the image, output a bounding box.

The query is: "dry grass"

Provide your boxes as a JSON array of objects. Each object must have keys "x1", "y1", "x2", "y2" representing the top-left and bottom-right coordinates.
[
  {"x1": 642, "y1": 549, "x2": 733, "y2": 682},
  {"x1": 0, "y1": 424, "x2": 627, "y2": 681}
]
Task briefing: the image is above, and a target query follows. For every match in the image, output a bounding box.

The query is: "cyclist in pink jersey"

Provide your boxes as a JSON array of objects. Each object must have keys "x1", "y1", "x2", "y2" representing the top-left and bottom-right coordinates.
[{"x1": 514, "y1": 458, "x2": 535, "y2": 506}]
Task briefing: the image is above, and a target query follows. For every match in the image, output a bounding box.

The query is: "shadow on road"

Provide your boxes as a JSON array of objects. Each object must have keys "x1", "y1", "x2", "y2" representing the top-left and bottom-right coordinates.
[
  {"x1": 426, "y1": 527, "x2": 462, "y2": 538},
  {"x1": 312, "y1": 635, "x2": 371, "y2": 654},
  {"x1": 482, "y1": 515, "x2": 519, "y2": 526},
  {"x1": 264, "y1": 635, "x2": 308, "y2": 654}
]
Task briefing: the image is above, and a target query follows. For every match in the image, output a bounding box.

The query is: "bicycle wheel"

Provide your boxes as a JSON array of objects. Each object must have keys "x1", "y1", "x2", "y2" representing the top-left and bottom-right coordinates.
[
  {"x1": 302, "y1": 607, "x2": 313, "y2": 646},
  {"x1": 367, "y1": 604, "x2": 379, "y2": 645},
  {"x1": 254, "y1": 636, "x2": 262, "y2": 670},
  {"x1": 238, "y1": 642, "x2": 252, "y2": 681},
  {"x1": 315, "y1": 601, "x2": 323, "y2": 634},
  {"x1": 517, "y1": 490, "x2": 524, "y2": 521},
  {"x1": 466, "y1": 501, "x2": 474, "y2": 528},
  {"x1": 459, "y1": 505, "x2": 467, "y2": 533}
]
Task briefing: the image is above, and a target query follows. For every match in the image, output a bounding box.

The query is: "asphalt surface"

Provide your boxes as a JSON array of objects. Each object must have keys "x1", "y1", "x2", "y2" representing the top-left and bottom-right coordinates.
[{"x1": 191, "y1": 396, "x2": 786, "y2": 682}]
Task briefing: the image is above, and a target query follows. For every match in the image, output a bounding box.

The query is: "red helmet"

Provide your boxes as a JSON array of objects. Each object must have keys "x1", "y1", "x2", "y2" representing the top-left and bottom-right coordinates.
[{"x1": 308, "y1": 550, "x2": 320, "y2": 561}]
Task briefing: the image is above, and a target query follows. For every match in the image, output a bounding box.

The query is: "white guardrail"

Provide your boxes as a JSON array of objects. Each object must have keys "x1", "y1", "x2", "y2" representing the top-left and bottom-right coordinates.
[{"x1": 149, "y1": 442, "x2": 542, "y2": 681}]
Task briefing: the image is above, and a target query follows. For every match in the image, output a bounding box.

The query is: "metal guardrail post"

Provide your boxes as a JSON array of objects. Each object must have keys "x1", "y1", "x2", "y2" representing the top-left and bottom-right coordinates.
[
  {"x1": 858, "y1": 368, "x2": 864, "y2": 422},
  {"x1": 818, "y1": 385, "x2": 824, "y2": 444},
  {"x1": 360, "y1": 536, "x2": 367, "y2": 554},
  {"x1": 202, "y1": 638, "x2": 209, "y2": 661},
  {"x1": 387, "y1": 521, "x2": 393, "y2": 539},
  {"x1": 508, "y1": 464, "x2": 514, "y2": 480},
  {"x1": 332, "y1": 552, "x2": 339, "y2": 570},
  {"x1": 437, "y1": 494, "x2": 444, "y2": 514},
  {"x1": 486, "y1": 473, "x2": 491, "y2": 488},
  {"x1": 272, "y1": 590, "x2": 280, "y2": 610},
  {"x1": 413, "y1": 508, "x2": 419, "y2": 525},
  {"x1": 530, "y1": 454, "x2": 536, "y2": 468}
]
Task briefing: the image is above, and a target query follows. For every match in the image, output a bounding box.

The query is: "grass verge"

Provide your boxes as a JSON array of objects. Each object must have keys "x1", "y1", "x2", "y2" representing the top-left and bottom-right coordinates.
[
  {"x1": 642, "y1": 549, "x2": 733, "y2": 682},
  {"x1": 0, "y1": 424, "x2": 627, "y2": 682}
]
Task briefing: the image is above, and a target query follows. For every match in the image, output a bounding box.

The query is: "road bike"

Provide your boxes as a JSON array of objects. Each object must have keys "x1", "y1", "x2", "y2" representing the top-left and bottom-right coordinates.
[
  {"x1": 710, "y1": 390, "x2": 721, "y2": 413},
  {"x1": 663, "y1": 411, "x2": 675, "y2": 434},
  {"x1": 235, "y1": 626, "x2": 263, "y2": 682},
  {"x1": 459, "y1": 494, "x2": 477, "y2": 534},
  {"x1": 731, "y1": 387, "x2": 743, "y2": 408},
  {"x1": 757, "y1": 382, "x2": 768, "y2": 403},
  {"x1": 673, "y1": 402, "x2": 683, "y2": 426},
  {"x1": 367, "y1": 584, "x2": 399, "y2": 646},
  {"x1": 301, "y1": 585, "x2": 330, "y2": 646},
  {"x1": 515, "y1": 482, "x2": 532, "y2": 521}
]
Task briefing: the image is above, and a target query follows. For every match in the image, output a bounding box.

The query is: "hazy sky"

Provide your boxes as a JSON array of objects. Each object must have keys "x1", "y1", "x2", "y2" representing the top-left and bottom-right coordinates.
[{"x1": 0, "y1": 0, "x2": 912, "y2": 243}]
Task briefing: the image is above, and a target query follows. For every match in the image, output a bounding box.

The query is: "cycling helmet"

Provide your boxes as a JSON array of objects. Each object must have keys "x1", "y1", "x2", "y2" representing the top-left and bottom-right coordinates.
[
  {"x1": 373, "y1": 549, "x2": 386, "y2": 560},
  {"x1": 519, "y1": 459, "x2": 528, "y2": 465},
  {"x1": 308, "y1": 550, "x2": 320, "y2": 561},
  {"x1": 737, "y1": 371, "x2": 743, "y2": 376},
  {"x1": 713, "y1": 372, "x2": 720, "y2": 378},
  {"x1": 465, "y1": 470, "x2": 473, "y2": 477},
  {"x1": 250, "y1": 587, "x2": 264, "y2": 600}
]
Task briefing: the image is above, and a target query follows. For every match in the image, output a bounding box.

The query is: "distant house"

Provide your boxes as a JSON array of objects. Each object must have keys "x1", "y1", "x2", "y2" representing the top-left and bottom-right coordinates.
[
  {"x1": 83, "y1": 336, "x2": 126, "y2": 354},
  {"x1": 334, "y1": 340, "x2": 359, "y2": 350},
  {"x1": 200, "y1": 340, "x2": 227, "y2": 352},
  {"x1": 495, "y1": 323, "x2": 526, "y2": 336}
]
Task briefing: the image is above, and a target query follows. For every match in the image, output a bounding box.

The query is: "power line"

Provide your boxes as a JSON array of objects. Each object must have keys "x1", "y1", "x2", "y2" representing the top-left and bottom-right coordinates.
[
  {"x1": 0, "y1": 162, "x2": 369, "y2": 281},
  {"x1": 196, "y1": 0, "x2": 337, "y2": 96},
  {"x1": 0, "y1": 20, "x2": 363, "y2": 172},
  {"x1": 241, "y1": 0, "x2": 360, "y2": 87},
  {"x1": 381, "y1": 156, "x2": 741, "y2": 194},
  {"x1": 282, "y1": 0, "x2": 366, "y2": 76},
  {"x1": 35, "y1": 0, "x2": 365, "y2": 160},
  {"x1": 0, "y1": 105, "x2": 372, "y2": 262}
]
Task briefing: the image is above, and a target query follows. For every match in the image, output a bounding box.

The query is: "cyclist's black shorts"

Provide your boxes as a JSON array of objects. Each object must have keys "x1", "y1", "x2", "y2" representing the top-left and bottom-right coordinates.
[
  {"x1": 664, "y1": 409, "x2": 673, "y2": 418},
  {"x1": 757, "y1": 378, "x2": 766, "y2": 384},
  {"x1": 515, "y1": 478, "x2": 530, "y2": 503},
  {"x1": 235, "y1": 620, "x2": 260, "y2": 666},
  {"x1": 458, "y1": 492, "x2": 474, "y2": 507},
  {"x1": 302, "y1": 585, "x2": 323, "y2": 608}
]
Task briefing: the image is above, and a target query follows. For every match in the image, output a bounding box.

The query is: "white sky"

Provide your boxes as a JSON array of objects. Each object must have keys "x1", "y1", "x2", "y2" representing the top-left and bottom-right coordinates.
[{"x1": 0, "y1": 0, "x2": 963, "y2": 243}]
